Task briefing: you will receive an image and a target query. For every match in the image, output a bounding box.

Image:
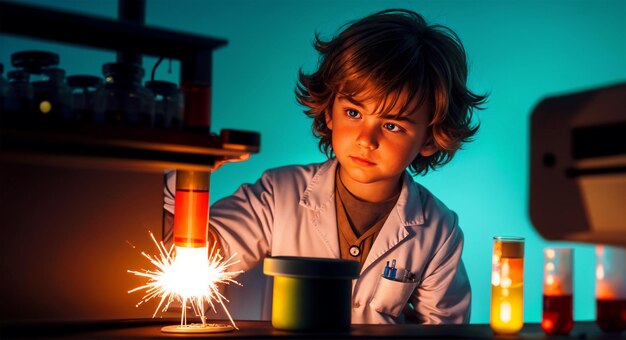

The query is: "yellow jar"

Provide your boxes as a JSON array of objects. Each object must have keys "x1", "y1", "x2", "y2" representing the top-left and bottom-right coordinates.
[{"x1": 263, "y1": 256, "x2": 359, "y2": 331}]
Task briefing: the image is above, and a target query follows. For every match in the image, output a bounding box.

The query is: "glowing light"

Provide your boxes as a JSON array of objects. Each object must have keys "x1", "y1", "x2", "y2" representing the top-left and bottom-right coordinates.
[
  {"x1": 596, "y1": 264, "x2": 605, "y2": 280},
  {"x1": 128, "y1": 231, "x2": 242, "y2": 329},
  {"x1": 492, "y1": 272, "x2": 501, "y2": 286},
  {"x1": 541, "y1": 318, "x2": 554, "y2": 332},
  {"x1": 500, "y1": 301, "x2": 512, "y2": 322}
]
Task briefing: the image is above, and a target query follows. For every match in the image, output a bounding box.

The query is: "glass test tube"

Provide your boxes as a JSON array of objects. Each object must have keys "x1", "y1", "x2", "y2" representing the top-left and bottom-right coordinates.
[
  {"x1": 595, "y1": 245, "x2": 626, "y2": 333},
  {"x1": 173, "y1": 170, "x2": 210, "y2": 248},
  {"x1": 541, "y1": 248, "x2": 573, "y2": 335},
  {"x1": 490, "y1": 236, "x2": 525, "y2": 335}
]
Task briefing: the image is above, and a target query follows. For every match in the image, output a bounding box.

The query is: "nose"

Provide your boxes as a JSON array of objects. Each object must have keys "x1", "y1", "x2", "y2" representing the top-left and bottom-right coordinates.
[{"x1": 356, "y1": 124, "x2": 379, "y2": 150}]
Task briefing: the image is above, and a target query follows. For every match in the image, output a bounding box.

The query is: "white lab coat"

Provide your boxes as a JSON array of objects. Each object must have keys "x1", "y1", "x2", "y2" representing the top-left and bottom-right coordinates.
[{"x1": 164, "y1": 159, "x2": 471, "y2": 324}]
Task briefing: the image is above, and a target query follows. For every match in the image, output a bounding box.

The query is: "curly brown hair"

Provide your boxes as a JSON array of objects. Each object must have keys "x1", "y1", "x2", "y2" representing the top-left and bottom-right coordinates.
[{"x1": 296, "y1": 9, "x2": 487, "y2": 175}]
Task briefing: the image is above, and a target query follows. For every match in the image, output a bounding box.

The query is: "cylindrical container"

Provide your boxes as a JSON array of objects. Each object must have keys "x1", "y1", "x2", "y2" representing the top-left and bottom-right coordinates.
[
  {"x1": 67, "y1": 75, "x2": 103, "y2": 122},
  {"x1": 94, "y1": 62, "x2": 154, "y2": 126},
  {"x1": 263, "y1": 256, "x2": 360, "y2": 331},
  {"x1": 5, "y1": 70, "x2": 33, "y2": 116},
  {"x1": 595, "y1": 245, "x2": 626, "y2": 333},
  {"x1": 490, "y1": 236, "x2": 525, "y2": 335},
  {"x1": 0, "y1": 63, "x2": 8, "y2": 113},
  {"x1": 145, "y1": 80, "x2": 183, "y2": 129},
  {"x1": 173, "y1": 170, "x2": 210, "y2": 248},
  {"x1": 31, "y1": 67, "x2": 72, "y2": 119},
  {"x1": 541, "y1": 248, "x2": 573, "y2": 335},
  {"x1": 180, "y1": 82, "x2": 211, "y2": 133},
  {"x1": 11, "y1": 51, "x2": 71, "y2": 120}
]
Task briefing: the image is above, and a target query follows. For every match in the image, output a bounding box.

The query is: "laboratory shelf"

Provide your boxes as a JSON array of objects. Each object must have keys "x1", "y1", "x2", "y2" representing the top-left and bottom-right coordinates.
[
  {"x1": 0, "y1": 1, "x2": 261, "y2": 172},
  {"x1": 0, "y1": 119, "x2": 259, "y2": 172}
]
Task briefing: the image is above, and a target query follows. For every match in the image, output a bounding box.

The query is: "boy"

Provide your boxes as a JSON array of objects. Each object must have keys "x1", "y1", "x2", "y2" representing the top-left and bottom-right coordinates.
[{"x1": 165, "y1": 9, "x2": 486, "y2": 324}]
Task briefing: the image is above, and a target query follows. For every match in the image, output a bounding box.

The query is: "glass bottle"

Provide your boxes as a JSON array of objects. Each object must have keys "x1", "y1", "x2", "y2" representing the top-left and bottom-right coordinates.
[
  {"x1": 67, "y1": 75, "x2": 103, "y2": 123},
  {"x1": 490, "y1": 236, "x2": 525, "y2": 335},
  {"x1": 0, "y1": 63, "x2": 8, "y2": 113},
  {"x1": 145, "y1": 80, "x2": 183, "y2": 129},
  {"x1": 541, "y1": 248, "x2": 573, "y2": 335},
  {"x1": 595, "y1": 245, "x2": 626, "y2": 333},
  {"x1": 11, "y1": 50, "x2": 71, "y2": 121},
  {"x1": 94, "y1": 62, "x2": 154, "y2": 127},
  {"x1": 5, "y1": 70, "x2": 33, "y2": 118}
]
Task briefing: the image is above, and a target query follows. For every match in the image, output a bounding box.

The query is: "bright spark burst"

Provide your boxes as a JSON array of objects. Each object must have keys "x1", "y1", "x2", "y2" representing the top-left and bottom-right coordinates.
[{"x1": 128, "y1": 231, "x2": 242, "y2": 329}]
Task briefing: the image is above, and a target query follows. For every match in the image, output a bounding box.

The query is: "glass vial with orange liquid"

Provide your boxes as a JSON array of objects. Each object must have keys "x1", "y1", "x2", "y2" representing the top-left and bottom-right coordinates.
[
  {"x1": 490, "y1": 236, "x2": 524, "y2": 335},
  {"x1": 173, "y1": 171, "x2": 210, "y2": 248},
  {"x1": 541, "y1": 248, "x2": 573, "y2": 335},
  {"x1": 595, "y1": 245, "x2": 626, "y2": 333}
]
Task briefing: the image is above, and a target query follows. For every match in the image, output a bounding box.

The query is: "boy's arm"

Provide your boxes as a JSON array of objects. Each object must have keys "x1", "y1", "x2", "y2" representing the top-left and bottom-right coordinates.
[{"x1": 407, "y1": 220, "x2": 472, "y2": 324}]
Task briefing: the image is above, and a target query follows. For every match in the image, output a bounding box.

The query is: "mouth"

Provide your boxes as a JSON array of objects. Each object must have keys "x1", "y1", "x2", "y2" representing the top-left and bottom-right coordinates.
[{"x1": 349, "y1": 156, "x2": 376, "y2": 166}]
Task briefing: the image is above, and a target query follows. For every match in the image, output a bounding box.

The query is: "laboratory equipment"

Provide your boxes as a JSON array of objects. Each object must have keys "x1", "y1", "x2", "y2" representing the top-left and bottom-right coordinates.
[
  {"x1": 490, "y1": 236, "x2": 525, "y2": 335},
  {"x1": 541, "y1": 248, "x2": 573, "y2": 335},
  {"x1": 263, "y1": 256, "x2": 359, "y2": 331},
  {"x1": 529, "y1": 83, "x2": 626, "y2": 247},
  {"x1": 0, "y1": 0, "x2": 259, "y2": 328},
  {"x1": 5, "y1": 70, "x2": 32, "y2": 116},
  {"x1": 67, "y1": 75, "x2": 102, "y2": 122},
  {"x1": 173, "y1": 171, "x2": 209, "y2": 248},
  {"x1": 94, "y1": 62, "x2": 154, "y2": 126},
  {"x1": 145, "y1": 80, "x2": 183, "y2": 129},
  {"x1": 11, "y1": 50, "x2": 71, "y2": 120},
  {"x1": 595, "y1": 245, "x2": 626, "y2": 332},
  {"x1": 0, "y1": 63, "x2": 7, "y2": 111}
]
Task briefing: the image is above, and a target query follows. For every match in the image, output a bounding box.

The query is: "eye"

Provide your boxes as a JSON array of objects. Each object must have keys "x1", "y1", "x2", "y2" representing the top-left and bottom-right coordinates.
[
  {"x1": 345, "y1": 109, "x2": 361, "y2": 119},
  {"x1": 383, "y1": 122, "x2": 403, "y2": 132}
]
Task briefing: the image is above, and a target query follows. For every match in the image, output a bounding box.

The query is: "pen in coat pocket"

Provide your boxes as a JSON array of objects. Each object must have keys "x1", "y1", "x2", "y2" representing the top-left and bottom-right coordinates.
[{"x1": 382, "y1": 259, "x2": 414, "y2": 282}]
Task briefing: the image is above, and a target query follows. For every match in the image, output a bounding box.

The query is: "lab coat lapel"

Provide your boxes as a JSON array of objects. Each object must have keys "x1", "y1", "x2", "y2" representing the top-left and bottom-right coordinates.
[
  {"x1": 299, "y1": 159, "x2": 340, "y2": 258},
  {"x1": 361, "y1": 172, "x2": 425, "y2": 274}
]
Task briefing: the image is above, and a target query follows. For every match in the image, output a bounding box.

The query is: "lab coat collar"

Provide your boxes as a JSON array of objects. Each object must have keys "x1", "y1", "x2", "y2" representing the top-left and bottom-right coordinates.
[
  {"x1": 299, "y1": 159, "x2": 427, "y2": 263},
  {"x1": 299, "y1": 159, "x2": 338, "y2": 211},
  {"x1": 299, "y1": 159, "x2": 425, "y2": 227},
  {"x1": 394, "y1": 172, "x2": 426, "y2": 226},
  {"x1": 361, "y1": 171, "x2": 426, "y2": 273},
  {"x1": 299, "y1": 159, "x2": 341, "y2": 257}
]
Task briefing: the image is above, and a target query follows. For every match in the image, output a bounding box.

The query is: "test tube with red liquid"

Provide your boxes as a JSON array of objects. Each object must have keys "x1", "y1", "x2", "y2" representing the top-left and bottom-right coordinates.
[
  {"x1": 173, "y1": 171, "x2": 209, "y2": 248},
  {"x1": 541, "y1": 248, "x2": 573, "y2": 335},
  {"x1": 595, "y1": 245, "x2": 626, "y2": 333}
]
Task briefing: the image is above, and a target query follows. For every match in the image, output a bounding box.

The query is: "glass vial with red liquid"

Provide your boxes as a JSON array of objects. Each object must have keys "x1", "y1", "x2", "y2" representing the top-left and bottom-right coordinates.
[
  {"x1": 542, "y1": 248, "x2": 573, "y2": 335},
  {"x1": 173, "y1": 171, "x2": 210, "y2": 248},
  {"x1": 490, "y1": 236, "x2": 525, "y2": 335},
  {"x1": 595, "y1": 245, "x2": 626, "y2": 333}
]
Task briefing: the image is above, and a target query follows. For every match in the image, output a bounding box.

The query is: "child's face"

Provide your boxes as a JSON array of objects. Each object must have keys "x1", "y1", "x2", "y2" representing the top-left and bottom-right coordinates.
[{"x1": 326, "y1": 93, "x2": 437, "y2": 195}]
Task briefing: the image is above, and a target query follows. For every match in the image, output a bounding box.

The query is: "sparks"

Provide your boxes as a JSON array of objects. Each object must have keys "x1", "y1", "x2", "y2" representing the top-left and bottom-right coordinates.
[{"x1": 128, "y1": 231, "x2": 242, "y2": 329}]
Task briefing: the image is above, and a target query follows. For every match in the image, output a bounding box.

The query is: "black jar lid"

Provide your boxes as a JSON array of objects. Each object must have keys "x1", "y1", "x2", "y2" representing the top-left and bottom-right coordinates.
[
  {"x1": 102, "y1": 62, "x2": 144, "y2": 79},
  {"x1": 67, "y1": 75, "x2": 103, "y2": 87},
  {"x1": 12, "y1": 51, "x2": 60, "y2": 71},
  {"x1": 145, "y1": 80, "x2": 178, "y2": 93},
  {"x1": 264, "y1": 256, "x2": 360, "y2": 279}
]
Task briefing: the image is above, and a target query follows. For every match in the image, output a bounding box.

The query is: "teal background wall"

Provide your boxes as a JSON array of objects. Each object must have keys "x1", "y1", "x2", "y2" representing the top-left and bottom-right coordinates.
[{"x1": 1, "y1": 0, "x2": 625, "y2": 324}]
